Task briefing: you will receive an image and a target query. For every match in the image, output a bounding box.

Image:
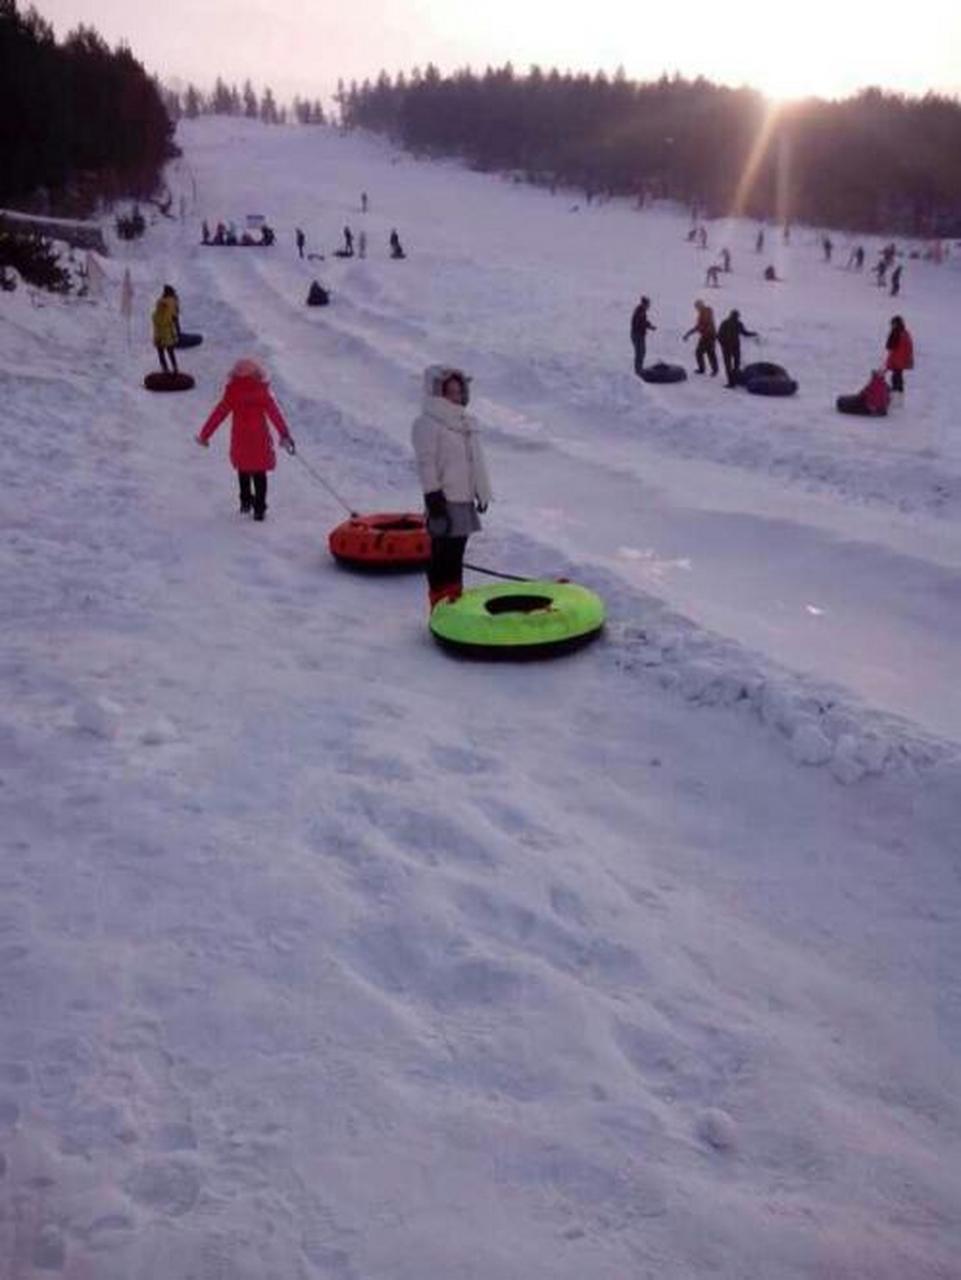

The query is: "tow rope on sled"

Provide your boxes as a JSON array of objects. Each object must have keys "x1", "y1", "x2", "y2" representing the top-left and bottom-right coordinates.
[{"x1": 294, "y1": 452, "x2": 358, "y2": 517}]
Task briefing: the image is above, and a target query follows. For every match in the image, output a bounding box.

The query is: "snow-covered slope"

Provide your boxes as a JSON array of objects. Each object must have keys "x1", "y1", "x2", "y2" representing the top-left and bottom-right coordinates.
[{"x1": 1, "y1": 118, "x2": 959, "y2": 1279}]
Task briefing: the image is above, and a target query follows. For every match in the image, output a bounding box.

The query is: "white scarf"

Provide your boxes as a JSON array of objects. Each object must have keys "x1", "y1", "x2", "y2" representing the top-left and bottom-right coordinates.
[{"x1": 422, "y1": 397, "x2": 493, "y2": 506}]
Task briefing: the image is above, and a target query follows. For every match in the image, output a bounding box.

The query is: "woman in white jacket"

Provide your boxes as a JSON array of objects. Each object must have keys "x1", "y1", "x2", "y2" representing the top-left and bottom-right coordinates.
[{"x1": 411, "y1": 365, "x2": 493, "y2": 609}]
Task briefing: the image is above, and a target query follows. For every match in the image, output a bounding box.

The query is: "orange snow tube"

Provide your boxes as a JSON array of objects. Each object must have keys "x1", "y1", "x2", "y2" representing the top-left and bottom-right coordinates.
[{"x1": 328, "y1": 512, "x2": 430, "y2": 571}]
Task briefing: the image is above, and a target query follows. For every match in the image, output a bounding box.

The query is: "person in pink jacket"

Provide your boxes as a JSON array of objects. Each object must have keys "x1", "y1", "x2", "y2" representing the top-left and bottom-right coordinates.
[{"x1": 196, "y1": 358, "x2": 295, "y2": 520}]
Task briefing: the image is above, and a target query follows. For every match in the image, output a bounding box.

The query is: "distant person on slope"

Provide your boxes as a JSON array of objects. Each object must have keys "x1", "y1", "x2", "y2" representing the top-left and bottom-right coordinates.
[
  {"x1": 630, "y1": 294, "x2": 656, "y2": 376},
  {"x1": 683, "y1": 299, "x2": 718, "y2": 375},
  {"x1": 411, "y1": 366, "x2": 492, "y2": 610},
  {"x1": 389, "y1": 228, "x2": 406, "y2": 259},
  {"x1": 296, "y1": 227, "x2": 306, "y2": 259},
  {"x1": 717, "y1": 309, "x2": 759, "y2": 387},
  {"x1": 196, "y1": 358, "x2": 296, "y2": 521},
  {"x1": 889, "y1": 264, "x2": 903, "y2": 297},
  {"x1": 152, "y1": 284, "x2": 180, "y2": 375},
  {"x1": 885, "y1": 315, "x2": 913, "y2": 394}
]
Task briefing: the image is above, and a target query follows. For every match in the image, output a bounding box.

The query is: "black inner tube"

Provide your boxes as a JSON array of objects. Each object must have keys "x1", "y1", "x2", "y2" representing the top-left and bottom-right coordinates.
[{"x1": 484, "y1": 594, "x2": 554, "y2": 615}]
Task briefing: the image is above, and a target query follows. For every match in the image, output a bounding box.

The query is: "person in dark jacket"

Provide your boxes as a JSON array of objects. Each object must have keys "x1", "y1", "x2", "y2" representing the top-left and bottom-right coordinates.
[
  {"x1": 296, "y1": 227, "x2": 306, "y2": 259},
  {"x1": 885, "y1": 315, "x2": 914, "y2": 393},
  {"x1": 683, "y1": 299, "x2": 718, "y2": 375},
  {"x1": 890, "y1": 264, "x2": 903, "y2": 297},
  {"x1": 629, "y1": 295, "x2": 656, "y2": 375},
  {"x1": 717, "y1": 309, "x2": 758, "y2": 387},
  {"x1": 342, "y1": 226, "x2": 354, "y2": 256},
  {"x1": 389, "y1": 228, "x2": 406, "y2": 259}
]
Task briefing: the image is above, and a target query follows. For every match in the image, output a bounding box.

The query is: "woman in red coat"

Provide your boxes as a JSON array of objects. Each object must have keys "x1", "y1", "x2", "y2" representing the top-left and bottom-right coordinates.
[
  {"x1": 196, "y1": 358, "x2": 295, "y2": 520},
  {"x1": 885, "y1": 315, "x2": 914, "y2": 395}
]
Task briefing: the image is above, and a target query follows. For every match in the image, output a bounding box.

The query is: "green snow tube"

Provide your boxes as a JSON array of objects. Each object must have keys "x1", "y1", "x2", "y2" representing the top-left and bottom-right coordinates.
[{"x1": 429, "y1": 580, "x2": 605, "y2": 660}]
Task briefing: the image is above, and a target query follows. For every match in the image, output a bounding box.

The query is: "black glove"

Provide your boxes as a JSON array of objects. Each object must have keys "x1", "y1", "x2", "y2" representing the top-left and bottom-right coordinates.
[{"x1": 424, "y1": 489, "x2": 450, "y2": 534}]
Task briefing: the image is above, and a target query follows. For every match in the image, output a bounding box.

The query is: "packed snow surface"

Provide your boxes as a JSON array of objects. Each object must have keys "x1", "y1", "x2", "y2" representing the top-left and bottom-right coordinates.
[{"x1": 2, "y1": 118, "x2": 960, "y2": 1279}]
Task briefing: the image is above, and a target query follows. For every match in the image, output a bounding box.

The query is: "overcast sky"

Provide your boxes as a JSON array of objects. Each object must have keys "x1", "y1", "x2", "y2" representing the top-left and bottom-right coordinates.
[{"x1": 31, "y1": 0, "x2": 961, "y2": 104}]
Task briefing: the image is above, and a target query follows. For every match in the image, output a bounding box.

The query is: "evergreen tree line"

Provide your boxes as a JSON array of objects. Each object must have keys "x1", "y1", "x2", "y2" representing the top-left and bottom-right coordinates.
[
  {"x1": 163, "y1": 78, "x2": 326, "y2": 127},
  {"x1": 0, "y1": 0, "x2": 175, "y2": 214},
  {"x1": 339, "y1": 65, "x2": 961, "y2": 235}
]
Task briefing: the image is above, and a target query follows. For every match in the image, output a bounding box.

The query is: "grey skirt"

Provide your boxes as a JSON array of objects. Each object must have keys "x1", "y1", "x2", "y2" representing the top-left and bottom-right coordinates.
[{"x1": 428, "y1": 500, "x2": 481, "y2": 538}]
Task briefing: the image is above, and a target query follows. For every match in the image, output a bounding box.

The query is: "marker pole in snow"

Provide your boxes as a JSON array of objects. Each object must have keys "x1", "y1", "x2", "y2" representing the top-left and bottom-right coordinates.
[{"x1": 293, "y1": 453, "x2": 358, "y2": 517}]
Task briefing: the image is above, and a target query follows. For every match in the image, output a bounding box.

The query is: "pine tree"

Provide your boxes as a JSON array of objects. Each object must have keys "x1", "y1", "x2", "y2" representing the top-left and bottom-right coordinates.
[{"x1": 260, "y1": 87, "x2": 278, "y2": 124}]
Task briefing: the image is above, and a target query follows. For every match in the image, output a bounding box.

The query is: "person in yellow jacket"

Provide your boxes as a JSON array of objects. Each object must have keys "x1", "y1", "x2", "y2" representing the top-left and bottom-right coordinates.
[{"x1": 152, "y1": 284, "x2": 180, "y2": 374}]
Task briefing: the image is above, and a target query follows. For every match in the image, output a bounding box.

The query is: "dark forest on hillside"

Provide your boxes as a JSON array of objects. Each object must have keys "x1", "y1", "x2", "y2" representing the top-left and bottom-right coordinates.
[
  {"x1": 0, "y1": 0, "x2": 175, "y2": 214},
  {"x1": 162, "y1": 78, "x2": 326, "y2": 127},
  {"x1": 340, "y1": 66, "x2": 961, "y2": 235}
]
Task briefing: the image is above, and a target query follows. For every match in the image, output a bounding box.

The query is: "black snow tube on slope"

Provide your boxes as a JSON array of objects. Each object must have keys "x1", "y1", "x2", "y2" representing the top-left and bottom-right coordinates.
[
  {"x1": 738, "y1": 361, "x2": 787, "y2": 384},
  {"x1": 144, "y1": 371, "x2": 195, "y2": 392},
  {"x1": 175, "y1": 331, "x2": 203, "y2": 349},
  {"x1": 639, "y1": 362, "x2": 687, "y2": 384},
  {"x1": 746, "y1": 375, "x2": 798, "y2": 397},
  {"x1": 836, "y1": 393, "x2": 885, "y2": 416}
]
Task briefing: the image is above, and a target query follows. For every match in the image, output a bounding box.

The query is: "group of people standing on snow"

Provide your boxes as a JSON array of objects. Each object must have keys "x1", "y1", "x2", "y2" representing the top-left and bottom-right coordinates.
[
  {"x1": 292, "y1": 194, "x2": 405, "y2": 263},
  {"x1": 632, "y1": 296, "x2": 759, "y2": 388},
  {"x1": 202, "y1": 220, "x2": 275, "y2": 246},
  {"x1": 630, "y1": 295, "x2": 914, "y2": 405}
]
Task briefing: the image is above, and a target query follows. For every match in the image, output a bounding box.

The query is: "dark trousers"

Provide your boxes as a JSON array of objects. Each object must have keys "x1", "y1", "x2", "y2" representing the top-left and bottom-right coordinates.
[
  {"x1": 632, "y1": 339, "x2": 646, "y2": 376},
  {"x1": 427, "y1": 536, "x2": 467, "y2": 592},
  {"x1": 238, "y1": 471, "x2": 268, "y2": 515},
  {"x1": 890, "y1": 369, "x2": 904, "y2": 393},
  {"x1": 720, "y1": 344, "x2": 740, "y2": 386},
  {"x1": 157, "y1": 344, "x2": 178, "y2": 374},
  {"x1": 695, "y1": 337, "x2": 718, "y2": 374}
]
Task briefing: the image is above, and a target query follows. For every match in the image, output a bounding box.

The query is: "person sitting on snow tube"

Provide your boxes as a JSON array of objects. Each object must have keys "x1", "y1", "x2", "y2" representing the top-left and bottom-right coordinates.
[
  {"x1": 837, "y1": 370, "x2": 890, "y2": 416},
  {"x1": 411, "y1": 365, "x2": 492, "y2": 610},
  {"x1": 306, "y1": 280, "x2": 330, "y2": 306}
]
